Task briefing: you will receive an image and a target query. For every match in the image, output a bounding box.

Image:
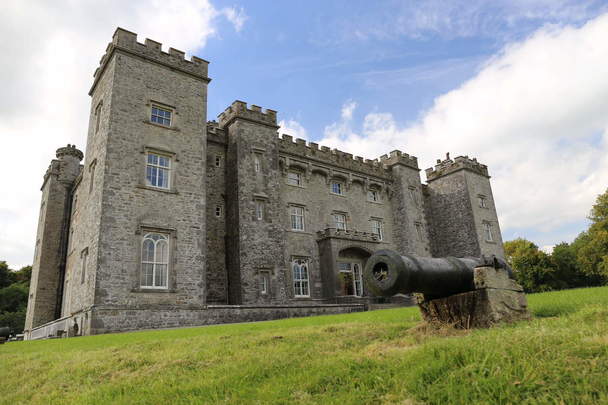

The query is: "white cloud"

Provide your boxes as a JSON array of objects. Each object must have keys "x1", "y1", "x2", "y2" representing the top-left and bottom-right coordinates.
[
  {"x1": 220, "y1": 6, "x2": 248, "y2": 32},
  {"x1": 318, "y1": 14, "x2": 608, "y2": 244},
  {"x1": 278, "y1": 119, "x2": 309, "y2": 140},
  {"x1": 0, "y1": 0, "x2": 246, "y2": 268},
  {"x1": 341, "y1": 100, "x2": 357, "y2": 121}
]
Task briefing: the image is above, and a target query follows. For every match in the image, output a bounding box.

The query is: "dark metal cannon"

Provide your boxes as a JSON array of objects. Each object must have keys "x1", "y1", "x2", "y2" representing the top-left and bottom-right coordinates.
[
  {"x1": 0, "y1": 326, "x2": 10, "y2": 344},
  {"x1": 364, "y1": 249, "x2": 513, "y2": 299}
]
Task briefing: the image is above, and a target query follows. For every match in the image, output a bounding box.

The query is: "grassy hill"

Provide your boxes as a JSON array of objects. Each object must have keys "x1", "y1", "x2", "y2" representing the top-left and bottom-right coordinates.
[{"x1": 1, "y1": 287, "x2": 607, "y2": 405}]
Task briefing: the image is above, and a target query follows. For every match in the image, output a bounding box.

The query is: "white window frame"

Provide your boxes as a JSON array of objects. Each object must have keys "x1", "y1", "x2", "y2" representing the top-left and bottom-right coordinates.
[
  {"x1": 290, "y1": 205, "x2": 305, "y2": 231},
  {"x1": 260, "y1": 270, "x2": 270, "y2": 295},
  {"x1": 146, "y1": 152, "x2": 172, "y2": 190},
  {"x1": 333, "y1": 213, "x2": 347, "y2": 230},
  {"x1": 150, "y1": 105, "x2": 172, "y2": 127},
  {"x1": 338, "y1": 261, "x2": 363, "y2": 297},
  {"x1": 140, "y1": 232, "x2": 170, "y2": 289},
  {"x1": 371, "y1": 219, "x2": 383, "y2": 241},
  {"x1": 287, "y1": 171, "x2": 302, "y2": 187},
  {"x1": 483, "y1": 222, "x2": 493, "y2": 242},
  {"x1": 292, "y1": 258, "x2": 310, "y2": 297},
  {"x1": 330, "y1": 180, "x2": 344, "y2": 195},
  {"x1": 255, "y1": 200, "x2": 265, "y2": 221},
  {"x1": 368, "y1": 189, "x2": 380, "y2": 203}
]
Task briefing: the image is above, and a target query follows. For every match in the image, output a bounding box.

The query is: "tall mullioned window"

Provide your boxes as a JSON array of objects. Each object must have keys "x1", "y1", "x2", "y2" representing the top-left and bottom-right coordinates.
[
  {"x1": 371, "y1": 219, "x2": 383, "y2": 241},
  {"x1": 368, "y1": 189, "x2": 380, "y2": 202},
  {"x1": 146, "y1": 153, "x2": 171, "y2": 189},
  {"x1": 287, "y1": 171, "x2": 302, "y2": 186},
  {"x1": 94, "y1": 102, "x2": 102, "y2": 134},
  {"x1": 290, "y1": 206, "x2": 305, "y2": 231},
  {"x1": 141, "y1": 232, "x2": 169, "y2": 288},
  {"x1": 333, "y1": 213, "x2": 347, "y2": 230},
  {"x1": 292, "y1": 258, "x2": 310, "y2": 297},
  {"x1": 479, "y1": 195, "x2": 488, "y2": 208},
  {"x1": 151, "y1": 105, "x2": 172, "y2": 126}
]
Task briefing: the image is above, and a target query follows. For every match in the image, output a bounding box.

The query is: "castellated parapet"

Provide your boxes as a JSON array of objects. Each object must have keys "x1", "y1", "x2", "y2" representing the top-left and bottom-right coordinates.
[
  {"x1": 218, "y1": 100, "x2": 278, "y2": 128},
  {"x1": 425, "y1": 154, "x2": 489, "y2": 181},
  {"x1": 90, "y1": 27, "x2": 210, "y2": 95}
]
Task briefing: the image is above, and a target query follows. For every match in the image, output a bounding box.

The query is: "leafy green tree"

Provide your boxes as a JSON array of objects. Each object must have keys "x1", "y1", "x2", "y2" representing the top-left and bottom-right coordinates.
[
  {"x1": 575, "y1": 189, "x2": 608, "y2": 282},
  {"x1": 504, "y1": 238, "x2": 556, "y2": 292},
  {"x1": 0, "y1": 261, "x2": 15, "y2": 289},
  {"x1": 0, "y1": 262, "x2": 31, "y2": 334}
]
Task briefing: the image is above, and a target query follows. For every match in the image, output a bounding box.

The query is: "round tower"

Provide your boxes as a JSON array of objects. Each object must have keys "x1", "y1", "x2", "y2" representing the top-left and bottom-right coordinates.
[{"x1": 55, "y1": 144, "x2": 83, "y2": 184}]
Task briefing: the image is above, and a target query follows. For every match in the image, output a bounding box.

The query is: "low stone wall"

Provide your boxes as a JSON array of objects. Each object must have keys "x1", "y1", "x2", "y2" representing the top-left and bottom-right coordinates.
[{"x1": 27, "y1": 303, "x2": 365, "y2": 339}]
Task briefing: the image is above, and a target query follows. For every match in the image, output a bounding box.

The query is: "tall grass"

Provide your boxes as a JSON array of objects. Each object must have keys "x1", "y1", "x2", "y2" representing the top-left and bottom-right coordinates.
[{"x1": 1, "y1": 287, "x2": 607, "y2": 404}]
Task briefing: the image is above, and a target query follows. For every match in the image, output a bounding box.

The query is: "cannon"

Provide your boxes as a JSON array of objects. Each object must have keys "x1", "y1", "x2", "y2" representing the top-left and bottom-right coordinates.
[
  {"x1": 363, "y1": 249, "x2": 528, "y2": 328},
  {"x1": 364, "y1": 249, "x2": 513, "y2": 299},
  {"x1": 0, "y1": 326, "x2": 10, "y2": 344}
]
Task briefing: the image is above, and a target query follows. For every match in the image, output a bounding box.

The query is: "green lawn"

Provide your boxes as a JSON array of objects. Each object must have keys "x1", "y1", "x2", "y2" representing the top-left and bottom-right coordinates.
[{"x1": 1, "y1": 287, "x2": 607, "y2": 405}]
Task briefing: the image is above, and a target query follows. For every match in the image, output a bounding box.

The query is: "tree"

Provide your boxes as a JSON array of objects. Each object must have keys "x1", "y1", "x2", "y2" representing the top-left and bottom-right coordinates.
[
  {"x1": 575, "y1": 189, "x2": 608, "y2": 282},
  {"x1": 0, "y1": 261, "x2": 31, "y2": 334},
  {"x1": 0, "y1": 261, "x2": 15, "y2": 289},
  {"x1": 504, "y1": 238, "x2": 556, "y2": 292}
]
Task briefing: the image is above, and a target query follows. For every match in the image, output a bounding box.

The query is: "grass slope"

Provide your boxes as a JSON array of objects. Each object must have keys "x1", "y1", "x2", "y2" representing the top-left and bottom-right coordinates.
[{"x1": 1, "y1": 287, "x2": 607, "y2": 405}]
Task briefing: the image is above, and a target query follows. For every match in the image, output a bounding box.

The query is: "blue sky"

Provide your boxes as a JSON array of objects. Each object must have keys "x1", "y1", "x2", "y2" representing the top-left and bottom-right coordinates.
[{"x1": 2, "y1": 0, "x2": 608, "y2": 267}]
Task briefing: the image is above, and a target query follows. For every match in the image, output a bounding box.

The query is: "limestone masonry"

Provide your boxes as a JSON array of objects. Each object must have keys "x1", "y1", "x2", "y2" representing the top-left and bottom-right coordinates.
[{"x1": 24, "y1": 28, "x2": 505, "y2": 339}]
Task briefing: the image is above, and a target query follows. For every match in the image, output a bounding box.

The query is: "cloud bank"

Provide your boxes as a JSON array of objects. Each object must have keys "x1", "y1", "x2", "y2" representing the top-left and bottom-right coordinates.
[
  {"x1": 315, "y1": 14, "x2": 608, "y2": 244},
  {"x1": 0, "y1": 0, "x2": 246, "y2": 268}
]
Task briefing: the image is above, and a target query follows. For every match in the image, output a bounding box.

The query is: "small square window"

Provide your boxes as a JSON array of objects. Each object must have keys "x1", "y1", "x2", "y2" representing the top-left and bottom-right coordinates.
[
  {"x1": 479, "y1": 195, "x2": 488, "y2": 208},
  {"x1": 151, "y1": 105, "x2": 172, "y2": 127},
  {"x1": 287, "y1": 171, "x2": 302, "y2": 186},
  {"x1": 215, "y1": 205, "x2": 222, "y2": 217},
  {"x1": 368, "y1": 189, "x2": 380, "y2": 202},
  {"x1": 331, "y1": 181, "x2": 344, "y2": 195},
  {"x1": 215, "y1": 155, "x2": 222, "y2": 167}
]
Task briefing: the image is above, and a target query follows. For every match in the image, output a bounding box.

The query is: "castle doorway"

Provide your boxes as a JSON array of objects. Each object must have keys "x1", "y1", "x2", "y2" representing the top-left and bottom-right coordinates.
[{"x1": 337, "y1": 246, "x2": 371, "y2": 297}]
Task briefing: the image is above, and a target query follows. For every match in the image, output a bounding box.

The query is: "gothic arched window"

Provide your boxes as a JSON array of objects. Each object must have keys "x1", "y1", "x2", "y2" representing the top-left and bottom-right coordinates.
[
  {"x1": 292, "y1": 258, "x2": 310, "y2": 297},
  {"x1": 141, "y1": 232, "x2": 169, "y2": 288}
]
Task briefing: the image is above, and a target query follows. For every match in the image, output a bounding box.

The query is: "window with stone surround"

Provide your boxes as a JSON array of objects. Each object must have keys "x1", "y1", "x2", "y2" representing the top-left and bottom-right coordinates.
[
  {"x1": 215, "y1": 205, "x2": 222, "y2": 217},
  {"x1": 290, "y1": 205, "x2": 305, "y2": 231},
  {"x1": 141, "y1": 232, "x2": 169, "y2": 289},
  {"x1": 254, "y1": 154, "x2": 262, "y2": 173},
  {"x1": 94, "y1": 101, "x2": 102, "y2": 134},
  {"x1": 292, "y1": 258, "x2": 310, "y2": 297},
  {"x1": 146, "y1": 152, "x2": 171, "y2": 190},
  {"x1": 371, "y1": 218, "x2": 384, "y2": 241},
  {"x1": 287, "y1": 171, "x2": 302, "y2": 186},
  {"x1": 332, "y1": 212, "x2": 347, "y2": 230},
  {"x1": 80, "y1": 248, "x2": 89, "y2": 284},
  {"x1": 331, "y1": 180, "x2": 344, "y2": 195},
  {"x1": 408, "y1": 186, "x2": 418, "y2": 206},
  {"x1": 88, "y1": 160, "x2": 97, "y2": 194},
  {"x1": 478, "y1": 195, "x2": 488, "y2": 208},
  {"x1": 415, "y1": 222, "x2": 424, "y2": 240},
  {"x1": 483, "y1": 222, "x2": 493, "y2": 242},
  {"x1": 259, "y1": 270, "x2": 270, "y2": 295},
  {"x1": 214, "y1": 155, "x2": 222, "y2": 167},
  {"x1": 255, "y1": 200, "x2": 265, "y2": 221},
  {"x1": 150, "y1": 105, "x2": 172, "y2": 127},
  {"x1": 368, "y1": 189, "x2": 380, "y2": 203}
]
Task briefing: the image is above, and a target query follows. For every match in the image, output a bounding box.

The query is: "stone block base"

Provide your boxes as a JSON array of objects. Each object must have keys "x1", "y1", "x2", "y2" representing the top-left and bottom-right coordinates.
[{"x1": 417, "y1": 266, "x2": 530, "y2": 329}]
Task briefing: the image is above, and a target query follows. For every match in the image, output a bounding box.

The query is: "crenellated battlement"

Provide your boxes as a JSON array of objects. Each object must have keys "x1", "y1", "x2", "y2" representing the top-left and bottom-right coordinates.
[
  {"x1": 425, "y1": 153, "x2": 489, "y2": 181},
  {"x1": 278, "y1": 134, "x2": 394, "y2": 178},
  {"x1": 90, "y1": 28, "x2": 210, "y2": 94},
  {"x1": 378, "y1": 150, "x2": 419, "y2": 170},
  {"x1": 56, "y1": 144, "x2": 84, "y2": 161},
  {"x1": 207, "y1": 120, "x2": 227, "y2": 144},
  {"x1": 218, "y1": 101, "x2": 278, "y2": 128}
]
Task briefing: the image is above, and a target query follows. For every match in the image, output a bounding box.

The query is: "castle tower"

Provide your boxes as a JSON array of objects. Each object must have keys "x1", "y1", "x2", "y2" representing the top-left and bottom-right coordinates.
[
  {"x1": 380, "y1": 151, "x2": 431, "y2": 256},
  {"x1": 218, "y1": 101, "x2": 287, "y2": 304},
  {"x1": 25, "y1": 145, "x2": 83, "y2": 332},
  {"x1": 424, "y1": 155, "x2": 504, "y2": 258}
]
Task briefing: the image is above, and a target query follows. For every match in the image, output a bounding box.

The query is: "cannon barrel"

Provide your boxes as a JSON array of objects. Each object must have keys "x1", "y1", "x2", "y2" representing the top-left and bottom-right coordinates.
[{"x1": 364, "y1": 249, "x2": 512, "y2": 298}]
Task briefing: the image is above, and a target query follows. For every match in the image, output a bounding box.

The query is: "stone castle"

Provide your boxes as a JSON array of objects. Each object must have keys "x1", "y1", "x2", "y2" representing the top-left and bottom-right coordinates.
[{"x1": 24, "y1": 28, "x2": 504, "y2": 339}]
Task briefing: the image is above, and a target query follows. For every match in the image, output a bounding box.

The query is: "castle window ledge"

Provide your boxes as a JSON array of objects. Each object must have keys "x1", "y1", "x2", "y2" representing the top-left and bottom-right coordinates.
[
  {"x1": 136, "y1": 184, "x2": 179, "y2": 194},
  {"x1": 286, "y1": 230, "x2": 314, "y2": 235},
  {"x1": 316, "y1": 227, "x2": 381, "y2": 243},
  {"x1": 131, "y1": 287, "x2": 177, "y2": 294},
  {"x1": 484, "y1": 240, "x2": 497, "y2": 245},
  {"x1": 142, "y1": 120, "x2": 181, "y2": 132}
]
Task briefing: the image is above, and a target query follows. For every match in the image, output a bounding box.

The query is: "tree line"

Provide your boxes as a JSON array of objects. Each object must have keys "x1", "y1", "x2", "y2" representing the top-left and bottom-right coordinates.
[
  {"x1": 505, "y1": 189, "x2": 608, "y2": 292},
  {"x1": 0, "y1": 262, "x2": 31, "y2": 334}
]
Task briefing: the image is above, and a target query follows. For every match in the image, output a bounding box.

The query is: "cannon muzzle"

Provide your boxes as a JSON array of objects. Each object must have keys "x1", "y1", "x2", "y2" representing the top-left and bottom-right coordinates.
[{"x1": 364, "y1": 249, "x2": 512, "y2": 299}]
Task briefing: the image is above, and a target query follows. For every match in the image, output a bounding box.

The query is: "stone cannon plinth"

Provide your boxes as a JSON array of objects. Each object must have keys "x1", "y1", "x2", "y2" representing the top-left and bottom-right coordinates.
[{"x1": 364, "y1": 250, "x2": 530, "y2": 328}]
